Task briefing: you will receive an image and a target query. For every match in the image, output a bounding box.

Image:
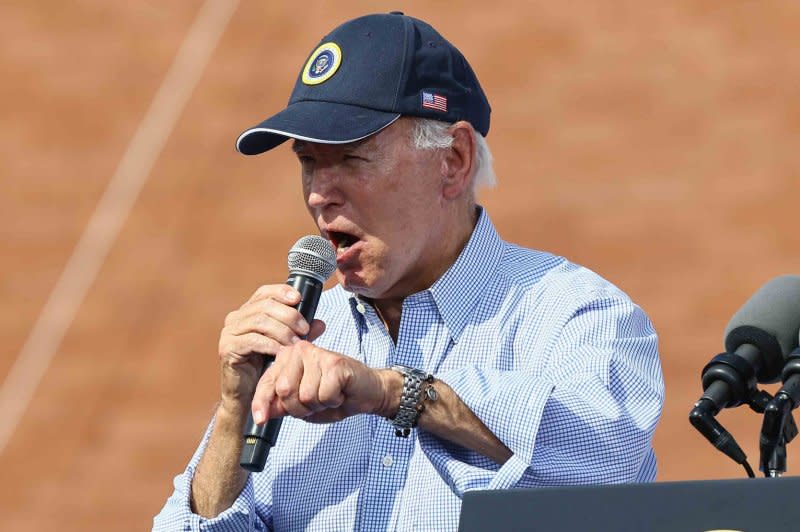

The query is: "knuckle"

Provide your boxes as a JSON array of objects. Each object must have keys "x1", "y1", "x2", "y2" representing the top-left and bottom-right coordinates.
[
  {"x1": 298, "y1": 388, "x2": 317, "y2": 405},
  {"x1": 218, "y1": 338, "x2": 233, "y2": 358},
  {"x1": 254, "y1": 284, "x2": 285, "y2": 302},
  {"x1": 275, "y1": 382, "x2": 294, "y2": 399},
  {"x1": 243, "y1": 333, "x2": 262, "y2": 352},
  {"x1": 253, "y1": 284, "x2": 271, "y2": 299},
  {"x1": 262, "y1": 336, "x2": 280, "y2": 355},
  {"x1": 263, "y1": 298, "x2": 289, "y2": 320},
  {"x1": 266, "y1": 299, "x2": 303, "y2": 327},
  {"x1": 267, "y1": 328, "x2": 291, "y2": 347},
  {"x1": 252, "y1": 311, "x2": 271, "y2": 331},
  {"x1": 295, "y1": 340, "x2": 314, "y2": 353},
  {"x1": 251, "y1": 314, "x2": 289, "y2": 344},
  {"x1": 324, "y1": 352, "x2": 346, "y2": 369},
  {"x1": 254, "y1": 306, "x2": 280, "y2": 330},
  {"x1": 319, "y1": 388, "x2": 344, "y2": 408}
]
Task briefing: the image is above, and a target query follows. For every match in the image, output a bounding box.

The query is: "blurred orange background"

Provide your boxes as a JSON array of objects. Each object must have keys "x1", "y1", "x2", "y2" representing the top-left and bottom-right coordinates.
[{"x1": 1, "y1": 1, "x2": 798, "y2": 529}]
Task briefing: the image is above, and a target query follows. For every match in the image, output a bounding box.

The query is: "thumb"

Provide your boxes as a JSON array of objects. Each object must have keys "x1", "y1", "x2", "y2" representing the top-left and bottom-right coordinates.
[{"x1": 306, "y1": 319, "x2": 326, "y2": 342}]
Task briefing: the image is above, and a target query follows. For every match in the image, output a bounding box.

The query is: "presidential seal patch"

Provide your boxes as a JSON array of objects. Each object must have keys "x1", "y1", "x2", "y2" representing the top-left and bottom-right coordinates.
[{"x1": 302, "y1": 42, "x2": 342, "y2": 85}]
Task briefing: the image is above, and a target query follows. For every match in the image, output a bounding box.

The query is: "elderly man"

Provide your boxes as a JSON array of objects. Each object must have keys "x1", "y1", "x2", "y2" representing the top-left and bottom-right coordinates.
[{"x1": 155, "y1": 12, "x2": 664, "y2": 532}]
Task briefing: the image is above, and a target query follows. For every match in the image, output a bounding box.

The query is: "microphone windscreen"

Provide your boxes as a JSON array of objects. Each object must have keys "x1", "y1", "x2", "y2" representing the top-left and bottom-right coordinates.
[
  {"x1": 287, "y1": 235, "x2": 336, "y2": 282},
  {"x1": 724, "y1": 275, "x2": 800, "y2": 383}
]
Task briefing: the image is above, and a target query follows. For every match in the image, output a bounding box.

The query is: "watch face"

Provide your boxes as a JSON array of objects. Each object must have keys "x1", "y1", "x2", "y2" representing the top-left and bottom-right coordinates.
[
  {"x1": 425, "y1": 386, "x2": 439, "y2": 401},
  {"x1": 409, "y1": 368, "x2": 429, "y2": 379},
  {"x1": 392, "y1": 365, "x2": 429, "y2": 380}
]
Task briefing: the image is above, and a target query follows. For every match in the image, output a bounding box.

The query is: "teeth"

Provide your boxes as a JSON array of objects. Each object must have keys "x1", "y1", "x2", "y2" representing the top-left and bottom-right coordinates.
[{"x1": 335, "y1": 233, "x2": 355, "y2": 252}]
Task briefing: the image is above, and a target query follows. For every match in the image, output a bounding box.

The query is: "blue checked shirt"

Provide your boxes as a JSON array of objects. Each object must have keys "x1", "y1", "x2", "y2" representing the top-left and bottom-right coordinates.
[{"x1": 154, "y1": 208, "x2": 664, "y2": 531}]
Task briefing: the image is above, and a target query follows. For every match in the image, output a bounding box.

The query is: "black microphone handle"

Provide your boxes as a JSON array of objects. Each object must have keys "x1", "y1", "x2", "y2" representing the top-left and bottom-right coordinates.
[
  {"x1": 239, "y1": 273, "x2": 324, "y2": 473},
  {"x1": 698, "y1": 343, "x2": 760, "y2": 412},
  {"x1": 698, "y1": 380, "x2": 731, "y2": 415}
]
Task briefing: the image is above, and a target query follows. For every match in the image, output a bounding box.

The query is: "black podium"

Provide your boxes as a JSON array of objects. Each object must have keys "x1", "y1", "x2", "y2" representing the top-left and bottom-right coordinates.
[{"x1": 458, "y1": 477, "x2": 800, "y2": 532}]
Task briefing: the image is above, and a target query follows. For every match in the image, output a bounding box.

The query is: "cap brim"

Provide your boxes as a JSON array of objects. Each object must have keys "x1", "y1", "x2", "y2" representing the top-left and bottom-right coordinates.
[{"x1": 236, "y1": 101, "x2": 402, "y2": 155}]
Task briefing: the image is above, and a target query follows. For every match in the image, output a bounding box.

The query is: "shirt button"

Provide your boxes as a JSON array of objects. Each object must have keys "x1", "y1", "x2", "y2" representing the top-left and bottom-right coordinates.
[
  {"x1": 356, "y1": 303, "x2": 366, "y2": 314},
  {"x1": 382, "y1": 455, "x2": 394, "y2": 467}
]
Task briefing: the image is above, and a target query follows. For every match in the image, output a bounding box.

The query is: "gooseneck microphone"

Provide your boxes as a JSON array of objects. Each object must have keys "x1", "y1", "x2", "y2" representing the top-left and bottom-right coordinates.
[
  {"x1": 240, "y1": 235, "x2": 336, "y2": 473},
  {"x1": 689, "y1": 275, "x2": 800, "y2": 474}
]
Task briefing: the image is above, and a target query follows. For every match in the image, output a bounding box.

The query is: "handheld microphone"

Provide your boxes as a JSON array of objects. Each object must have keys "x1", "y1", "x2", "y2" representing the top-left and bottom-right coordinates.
[
  {"x1": 239, "y1": 235, "x2": 336, "y2": 473},
  {"x1": 689, "y1": 275, "x2": 800, "y2": 470}
]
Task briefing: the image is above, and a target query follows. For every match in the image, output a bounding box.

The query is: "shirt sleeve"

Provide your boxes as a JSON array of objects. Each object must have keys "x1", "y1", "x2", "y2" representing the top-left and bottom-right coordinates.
[
  {"x1": 152, "y1": 416, "x2": 272, "y2": 532},
  {"x1": 418, "y1": 289, "x2": 664, "y2": 497}
]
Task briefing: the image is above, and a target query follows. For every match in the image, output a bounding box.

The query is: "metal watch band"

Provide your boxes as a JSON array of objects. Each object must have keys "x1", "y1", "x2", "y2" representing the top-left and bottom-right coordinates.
[{"x1": 389, "y1": 365, "x2": 434, "y2": 437}]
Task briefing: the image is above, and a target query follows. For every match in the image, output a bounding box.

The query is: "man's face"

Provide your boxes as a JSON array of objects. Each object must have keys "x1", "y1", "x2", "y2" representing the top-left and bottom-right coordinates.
[{"x1": 293, "y1": 118, "x2": 448, "y2": 300}]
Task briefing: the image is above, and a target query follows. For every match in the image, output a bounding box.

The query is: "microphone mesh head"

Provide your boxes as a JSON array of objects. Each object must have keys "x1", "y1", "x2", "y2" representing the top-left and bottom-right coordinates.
[{"x1": 287, "y1": 235, "x2": 337, "y2": 282}]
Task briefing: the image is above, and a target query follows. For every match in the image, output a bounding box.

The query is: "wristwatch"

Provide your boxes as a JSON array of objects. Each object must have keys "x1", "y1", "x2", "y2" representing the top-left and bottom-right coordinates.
[{"x1": 389, "y1": 365, "x2": 438, "y2": 437}]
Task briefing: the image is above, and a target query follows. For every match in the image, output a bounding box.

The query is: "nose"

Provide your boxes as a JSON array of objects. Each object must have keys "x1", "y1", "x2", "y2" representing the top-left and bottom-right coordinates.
[{"x1": 306, "y1": 166, "x2": 345, "y2": 210}]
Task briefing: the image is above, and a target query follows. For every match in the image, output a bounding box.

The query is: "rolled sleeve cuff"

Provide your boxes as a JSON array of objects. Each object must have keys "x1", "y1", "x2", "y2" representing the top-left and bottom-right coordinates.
[
  {"x1": 194, "y1": 471, "x2": 257, "y2": 531},
  {"x1": 420, "y1": 367, "x2": 554, "y2": 495},
  {"x1": 154, "y1": 465, "x2": 260, "y2": 532}
]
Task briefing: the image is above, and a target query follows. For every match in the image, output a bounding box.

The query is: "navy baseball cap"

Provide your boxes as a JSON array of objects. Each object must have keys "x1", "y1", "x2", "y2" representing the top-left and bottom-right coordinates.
[{"x1": 236, "y1": 12, "x2": 491, "y2": 155}]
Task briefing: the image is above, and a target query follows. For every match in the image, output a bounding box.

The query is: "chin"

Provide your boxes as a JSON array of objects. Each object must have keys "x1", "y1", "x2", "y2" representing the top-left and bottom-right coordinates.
[
  {"x1": 337, "y1": 272, "x2": 386, "y2": 299},
  {"x1": 337, "y1": 270, "x2": 367, "y2": 294}
]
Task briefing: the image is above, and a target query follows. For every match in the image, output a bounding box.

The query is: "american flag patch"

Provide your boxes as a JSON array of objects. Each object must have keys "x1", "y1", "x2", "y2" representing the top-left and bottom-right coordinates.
[{"x1": 421, "y1": 91, "x2": 447, "y2": 112}]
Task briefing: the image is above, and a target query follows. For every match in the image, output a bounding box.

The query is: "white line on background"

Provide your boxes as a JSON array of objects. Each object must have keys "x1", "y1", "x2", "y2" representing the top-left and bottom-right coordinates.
[{"x1": 0, "y1": 0, "x2": 241, "y2": 456}]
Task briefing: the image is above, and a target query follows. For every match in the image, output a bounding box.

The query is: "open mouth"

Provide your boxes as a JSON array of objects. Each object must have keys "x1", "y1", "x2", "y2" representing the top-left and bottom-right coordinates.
[{"x1": 329, "y1": 231, "x2": 360, "y2": 254}]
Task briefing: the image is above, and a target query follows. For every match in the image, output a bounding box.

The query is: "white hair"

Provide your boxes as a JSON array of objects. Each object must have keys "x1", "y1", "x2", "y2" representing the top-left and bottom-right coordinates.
[{"x1": 410, "y1": 118, "x2": 496, "y2": 190}]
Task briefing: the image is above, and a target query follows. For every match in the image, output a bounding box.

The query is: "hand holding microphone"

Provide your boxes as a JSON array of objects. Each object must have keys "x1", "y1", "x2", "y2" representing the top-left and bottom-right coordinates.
[
  {"x1": 238, "y1": 235, "x2": 337, "y2": 472},
  {"x1": 237, "y1": 235, "x2": 401, "y2": 471}
]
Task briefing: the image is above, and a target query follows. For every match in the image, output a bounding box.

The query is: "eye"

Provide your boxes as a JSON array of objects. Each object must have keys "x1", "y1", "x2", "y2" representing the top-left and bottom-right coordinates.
[
  {"x1": 295, "y1": 155, "x2": 316, "y2": 177},
  {"x1": 296, "y1": 154, "x2": 315, "y2": 167}
]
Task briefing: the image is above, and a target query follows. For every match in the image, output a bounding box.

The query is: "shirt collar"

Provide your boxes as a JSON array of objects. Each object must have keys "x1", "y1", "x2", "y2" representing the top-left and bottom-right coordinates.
[{"x1": 428, "y1": 206, "x2": 503, "y2": 342}]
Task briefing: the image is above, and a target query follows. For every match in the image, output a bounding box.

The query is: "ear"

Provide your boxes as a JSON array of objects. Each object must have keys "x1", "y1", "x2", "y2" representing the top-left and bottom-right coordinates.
[{"x1": 440, "y1": 121, "x2": 476, "y2": 200}]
